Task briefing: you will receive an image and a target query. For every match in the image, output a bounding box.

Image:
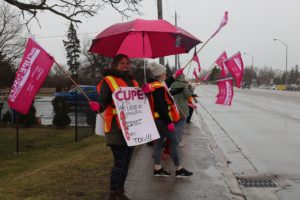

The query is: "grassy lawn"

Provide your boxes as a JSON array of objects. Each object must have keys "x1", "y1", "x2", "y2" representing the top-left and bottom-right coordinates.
[{"x1": 0, "y1": 127, "x2": 112, "y2": 200}]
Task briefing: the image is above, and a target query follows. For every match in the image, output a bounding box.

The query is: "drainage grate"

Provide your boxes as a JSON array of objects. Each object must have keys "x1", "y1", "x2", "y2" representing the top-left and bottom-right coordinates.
[{"x1": 237, "y1": 178, "x2": 277, "y2": 187}]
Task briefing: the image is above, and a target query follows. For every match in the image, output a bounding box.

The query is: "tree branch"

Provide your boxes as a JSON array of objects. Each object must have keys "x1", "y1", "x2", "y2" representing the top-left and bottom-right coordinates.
[{"x1": 3, "y1": 0, "x2": 142, "y2": 24}]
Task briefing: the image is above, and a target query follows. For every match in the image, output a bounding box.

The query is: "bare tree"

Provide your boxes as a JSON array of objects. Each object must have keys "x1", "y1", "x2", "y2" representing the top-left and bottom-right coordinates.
[
  {"x1": 256, "y1": 66, "x2": 274, "y2": 85},
  {"x1": 3, "y1": 0, "x2": 142, "y2": 24},
  {"x1": 80, "y1": 37, "x2": 112, "y2": 84},
  {"x1": 0, "y1": 2, "x2": 26, "y2": 65},
  {"x1": 0, "y1": 2, "x2": 26, "y2": 87}
]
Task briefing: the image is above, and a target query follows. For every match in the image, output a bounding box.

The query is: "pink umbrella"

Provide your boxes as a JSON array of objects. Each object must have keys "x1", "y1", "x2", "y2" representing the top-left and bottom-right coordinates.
[{"x1": 89, "y1": 18, "x2": 201, "y2": 58}]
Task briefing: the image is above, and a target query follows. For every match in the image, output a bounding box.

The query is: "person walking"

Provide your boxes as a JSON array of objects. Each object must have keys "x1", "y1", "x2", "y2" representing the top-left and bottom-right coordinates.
[
  {"x1": 147, "y1": 62, "x2": 193, "y2": 178},
  {"x1": 89, "y1": 54, "x2": 139, "y2": 200}
]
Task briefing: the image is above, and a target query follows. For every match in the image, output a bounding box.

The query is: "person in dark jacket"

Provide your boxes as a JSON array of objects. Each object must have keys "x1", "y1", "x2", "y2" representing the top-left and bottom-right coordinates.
[
  {"x1": 89, "y1": 54, "x2": 138, "y2": 200},
  {"x1": 147, "y1": 62, "x2": 193, "y2": 178}
]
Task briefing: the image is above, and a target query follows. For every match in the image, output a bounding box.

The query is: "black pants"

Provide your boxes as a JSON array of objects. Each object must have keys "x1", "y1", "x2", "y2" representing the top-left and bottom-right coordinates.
[
  {"x1": 110, "y1": 145, "x2": 134, "y2": 191},
  {"x1": 186, "y1": 107, "x2": 194, "y2": 123}
]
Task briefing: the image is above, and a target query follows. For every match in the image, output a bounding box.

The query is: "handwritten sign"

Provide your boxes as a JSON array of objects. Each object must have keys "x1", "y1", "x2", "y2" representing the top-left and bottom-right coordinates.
[{"x1": 112, "y1": 87, "x2": 160, "y2": 146}]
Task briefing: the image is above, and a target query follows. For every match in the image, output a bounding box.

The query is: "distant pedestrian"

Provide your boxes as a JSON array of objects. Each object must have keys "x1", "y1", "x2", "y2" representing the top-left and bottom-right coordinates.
[{"x1": 186, "y1": 94, "x2": 198, "y2": 123}]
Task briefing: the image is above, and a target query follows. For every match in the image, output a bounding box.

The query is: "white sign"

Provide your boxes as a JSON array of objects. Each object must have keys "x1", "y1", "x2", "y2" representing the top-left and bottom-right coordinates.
[{"x1": 112, "y1": 87, "x2": 160, "y2": 146}]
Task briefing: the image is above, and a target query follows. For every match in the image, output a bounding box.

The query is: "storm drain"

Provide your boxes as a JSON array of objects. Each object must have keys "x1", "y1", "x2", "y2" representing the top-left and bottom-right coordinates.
[{"x1": 237, "y1": 177, "x2": 277, "y2": 187}]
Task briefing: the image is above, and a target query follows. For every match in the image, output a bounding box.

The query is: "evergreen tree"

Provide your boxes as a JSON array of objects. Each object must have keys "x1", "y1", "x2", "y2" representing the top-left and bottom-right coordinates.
[
  {"x1": 63, "y1": 23, "x2": 81, "y2": 80},
  {"x1": 288, "y1": 67, "x2": 295, "y2": 84},
  {"x1": 165, "y1": 62, "x2": 173, "y2": 76},
  {"x1": 295, "y1": 65, "x2": 299, "y2": 84}
]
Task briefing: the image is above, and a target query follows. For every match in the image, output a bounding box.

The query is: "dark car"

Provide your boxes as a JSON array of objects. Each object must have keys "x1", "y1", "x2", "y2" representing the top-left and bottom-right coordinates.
[
  {"x1": 286, "y1": 85, "x2": 300, "y2": 91},
  {"x1": 53, "y1": 85, "x2": 99, "y2": 105},
  {"x1": 242, "y1": 82, "x2": 251, "y2": 89}
]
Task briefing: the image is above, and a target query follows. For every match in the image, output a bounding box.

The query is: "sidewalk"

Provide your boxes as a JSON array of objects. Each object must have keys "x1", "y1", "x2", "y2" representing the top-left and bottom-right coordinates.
[{"x1": 125, "y1": 111, "x2": 244, "y2": 200}]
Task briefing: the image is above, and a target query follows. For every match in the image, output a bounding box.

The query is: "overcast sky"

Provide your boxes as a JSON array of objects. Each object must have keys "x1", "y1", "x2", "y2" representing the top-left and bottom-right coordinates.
[{"x1": 30, "y1": 0, "x2": 300, "y2": 72}]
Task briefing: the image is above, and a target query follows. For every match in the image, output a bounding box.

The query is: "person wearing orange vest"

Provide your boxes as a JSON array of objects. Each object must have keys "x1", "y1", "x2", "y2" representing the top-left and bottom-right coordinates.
[
  {"x1": 186, "y1": 94, "x2": 198, "y2": 123},
  {"x1": 89, "y1": 54, "x2": 138, "y2": 200},
  {"x1": 147, "y1": 62, "x2": 193, "y2": 178}
]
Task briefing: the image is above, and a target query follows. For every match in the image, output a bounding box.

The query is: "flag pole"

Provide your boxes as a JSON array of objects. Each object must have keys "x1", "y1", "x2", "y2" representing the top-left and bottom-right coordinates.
[
  {"x1": 182, "y1": 11, "x2": 228, "y2": 77},
  {"x1": 54, "y1": 61, "x2": 91, "y2": 101},
  {"x1": 54, "y1": 60, "x2": 106, "y2": 121},
  {"x1": 182, "y1": 38, "x2": 211, "y2": 72}
]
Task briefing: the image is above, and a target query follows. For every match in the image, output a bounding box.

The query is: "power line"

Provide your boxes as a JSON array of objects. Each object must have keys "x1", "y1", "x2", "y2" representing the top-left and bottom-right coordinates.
[{"x1": 33, "y1": 32, "x2": 98, "y2": 39}]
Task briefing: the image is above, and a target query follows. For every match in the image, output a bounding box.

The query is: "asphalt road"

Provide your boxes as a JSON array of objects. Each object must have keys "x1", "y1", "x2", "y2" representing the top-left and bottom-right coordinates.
[{"x1": 196, "y1": 85, "x2": 300, "y2": 200}]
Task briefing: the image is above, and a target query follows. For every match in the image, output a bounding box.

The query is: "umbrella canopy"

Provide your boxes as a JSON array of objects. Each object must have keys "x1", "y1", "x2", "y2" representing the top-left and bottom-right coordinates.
[{"x1": 89, "y1": 18, "x2": 201, "y2": 58}]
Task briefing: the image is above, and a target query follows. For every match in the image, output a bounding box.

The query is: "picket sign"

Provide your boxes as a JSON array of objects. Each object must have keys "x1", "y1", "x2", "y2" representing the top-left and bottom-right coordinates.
[
  {"x1": 112, "y1": 87, "x2": 160, "y2": 146},
  {"x1": 95, "y1": 114, "x2": 105, "y2": 136}
]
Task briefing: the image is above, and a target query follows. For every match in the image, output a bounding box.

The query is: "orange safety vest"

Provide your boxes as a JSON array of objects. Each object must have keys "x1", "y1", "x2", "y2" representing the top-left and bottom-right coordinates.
[
  {"x1": 97, "y1": 75, "x2": 139, "y2": 133},
  {"x1": 148, "y1": 81, "x2": 180, "y2": 123},
  {"x1": 188, "y1": 96, "x2": 193, "y2": 104}
]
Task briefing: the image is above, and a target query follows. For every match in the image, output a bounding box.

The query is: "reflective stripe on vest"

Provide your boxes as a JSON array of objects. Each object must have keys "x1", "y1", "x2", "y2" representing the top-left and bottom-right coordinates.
[
  {"x1": 149, "y1": 81, "x2": 180, "y2": 122},
  {"x1": 97, "y1": 75, "x2": 139, "y2": 133}
]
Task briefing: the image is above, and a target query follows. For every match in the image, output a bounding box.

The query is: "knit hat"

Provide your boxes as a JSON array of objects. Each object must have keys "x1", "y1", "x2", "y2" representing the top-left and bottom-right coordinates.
[
  {"x1": 149, "y1": 62, "x2": 166, "y2": 77},
  {"x1": 176, "y1": 73, "x2": 186, "y2": 82}
]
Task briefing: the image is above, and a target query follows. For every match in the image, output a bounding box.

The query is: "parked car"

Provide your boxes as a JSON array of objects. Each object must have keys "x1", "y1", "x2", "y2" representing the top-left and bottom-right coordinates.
[
  {"x1": 286, "y1": 84, "x2": 300, "y2": 91},
  {"x1": 270, "y1": 85, "x2": 277, "y2": 90},
  {"x1": 53, "y1": 85, "x2": 99, "y2": 106},
  {"x1": 242, "y1": 82, "x2": 251, "y2": 89}
]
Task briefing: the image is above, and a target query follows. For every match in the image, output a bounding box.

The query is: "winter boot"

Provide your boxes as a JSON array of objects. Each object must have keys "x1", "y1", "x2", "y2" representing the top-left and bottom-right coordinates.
[{"x1": 107, "y1": 188, "x2": 131, "y2": 200}]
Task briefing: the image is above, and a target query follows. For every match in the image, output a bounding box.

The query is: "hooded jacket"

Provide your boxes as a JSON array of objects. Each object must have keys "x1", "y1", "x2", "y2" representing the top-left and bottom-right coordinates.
[{"x1": 170, "y1": 75, "x2": 193, "y2": 118}]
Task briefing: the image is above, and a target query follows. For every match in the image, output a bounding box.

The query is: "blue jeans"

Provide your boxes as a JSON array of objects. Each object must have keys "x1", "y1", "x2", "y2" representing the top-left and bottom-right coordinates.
[
  {"x1": 153, "y1": 120, "x2": 180, "y2": 166},
  {"x1": 175, "y1": 118, "x2": 186, "y2": 143}
]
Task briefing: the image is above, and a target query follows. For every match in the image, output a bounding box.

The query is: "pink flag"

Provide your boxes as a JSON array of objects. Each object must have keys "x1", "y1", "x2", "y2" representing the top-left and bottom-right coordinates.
[
  {"x1": 192, "y1": 51, "x2": 201, "y2": 73},
  {"x1": 215, "y1": 78, "x2": 234, "y2": 106},
  {"x1": 193, "y1": 68, "x2": 199, "y2": 82},
  {"x1": 215, "y1": 51, "x2": 228, "y2": 77},
  {"x1": 210, "y1": 11, "x2": 228, "y2": 39},
  {"x1": 224, "y1": 52, "x2": 244, "y2": 88},
  {"x1": 8, "y1": 38, "x2": 54, "y2": 114}
]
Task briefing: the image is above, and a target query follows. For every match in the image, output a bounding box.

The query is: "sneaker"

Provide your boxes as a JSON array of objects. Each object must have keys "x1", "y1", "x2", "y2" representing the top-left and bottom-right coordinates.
[
  {"x1": 153, "y1": 168, "x2": 171, "y2": 177},
  {"x1": 175, "y1": 168, "x2": 193, "y2": 178}
]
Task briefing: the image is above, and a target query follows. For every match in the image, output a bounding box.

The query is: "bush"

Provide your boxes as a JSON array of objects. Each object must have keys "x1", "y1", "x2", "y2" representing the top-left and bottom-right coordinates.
[
  {"x1": 2, "y1": 110, "x2": 12, "y2": 124},
  {"x1": 52, "y1": 96, "x2": 71, "y2": 127},
  {"x1": 18, "y1": 104, "x2": 37, "y2": 127}
]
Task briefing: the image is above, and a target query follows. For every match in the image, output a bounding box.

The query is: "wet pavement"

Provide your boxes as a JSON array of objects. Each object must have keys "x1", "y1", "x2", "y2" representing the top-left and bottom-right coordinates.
[
  {"x1": 125, "y1": 109, "x2": 243, "y2": 200},
  {"x1": 195, "y1": 85, "x2": 300, "y2": 200}
]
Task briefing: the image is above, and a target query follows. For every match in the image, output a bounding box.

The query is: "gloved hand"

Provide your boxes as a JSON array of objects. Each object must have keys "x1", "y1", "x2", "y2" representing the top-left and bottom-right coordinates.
[
  {"x1": 188, "y1": 103, "x2": 197, "y2": 109},
  {"x1": 167, "y1": 123, "x2": 175, "y2": 132},
  {"x1": 89, "y1": 101, "x2": 101, "y2": 112},
  {"x1": 174, "y1": 68, "x2": 185, "y2": 78},
  {"x1": 141, "y1": 84, "x2": 151, "y2": 94}
]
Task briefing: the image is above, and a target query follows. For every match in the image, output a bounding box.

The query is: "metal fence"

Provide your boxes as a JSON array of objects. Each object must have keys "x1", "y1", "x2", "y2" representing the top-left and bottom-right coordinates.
[{"x1": 0, "y1": 93, "x2": 96, "y2": 143}]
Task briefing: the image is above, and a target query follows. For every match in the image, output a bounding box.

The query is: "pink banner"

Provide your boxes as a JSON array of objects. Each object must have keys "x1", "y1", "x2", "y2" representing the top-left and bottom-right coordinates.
[
  {"x1": 215, "y1": 51, "x2": 228, "y2": 77},
  {"x1": 8, "y1": 38, "x2": 54, "y2": 114},
  {"x1": 215, "y1": 79, "x2": 234, "y2": 106},
  {"x1": 192, "y1": 52, "x2": 201, "y2": 73},
  {"x1": 193, "y1": 68, "x2": 199, "y2": 82},
  {"x1": 210, "y1": 11, "x2": 228, "y2": 39},
  {"x1": 224, "y1": 52, "x2": 244, "y2": 88}
]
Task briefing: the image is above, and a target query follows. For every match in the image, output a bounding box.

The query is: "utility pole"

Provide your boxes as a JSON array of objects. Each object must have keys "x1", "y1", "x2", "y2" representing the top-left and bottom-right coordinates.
[
  {"x1": 157, "y1": 0, "x2": 165, "y2": 65},
  {"x1": 174, "y1": 12, "x2": 178, "y2": 70}
]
